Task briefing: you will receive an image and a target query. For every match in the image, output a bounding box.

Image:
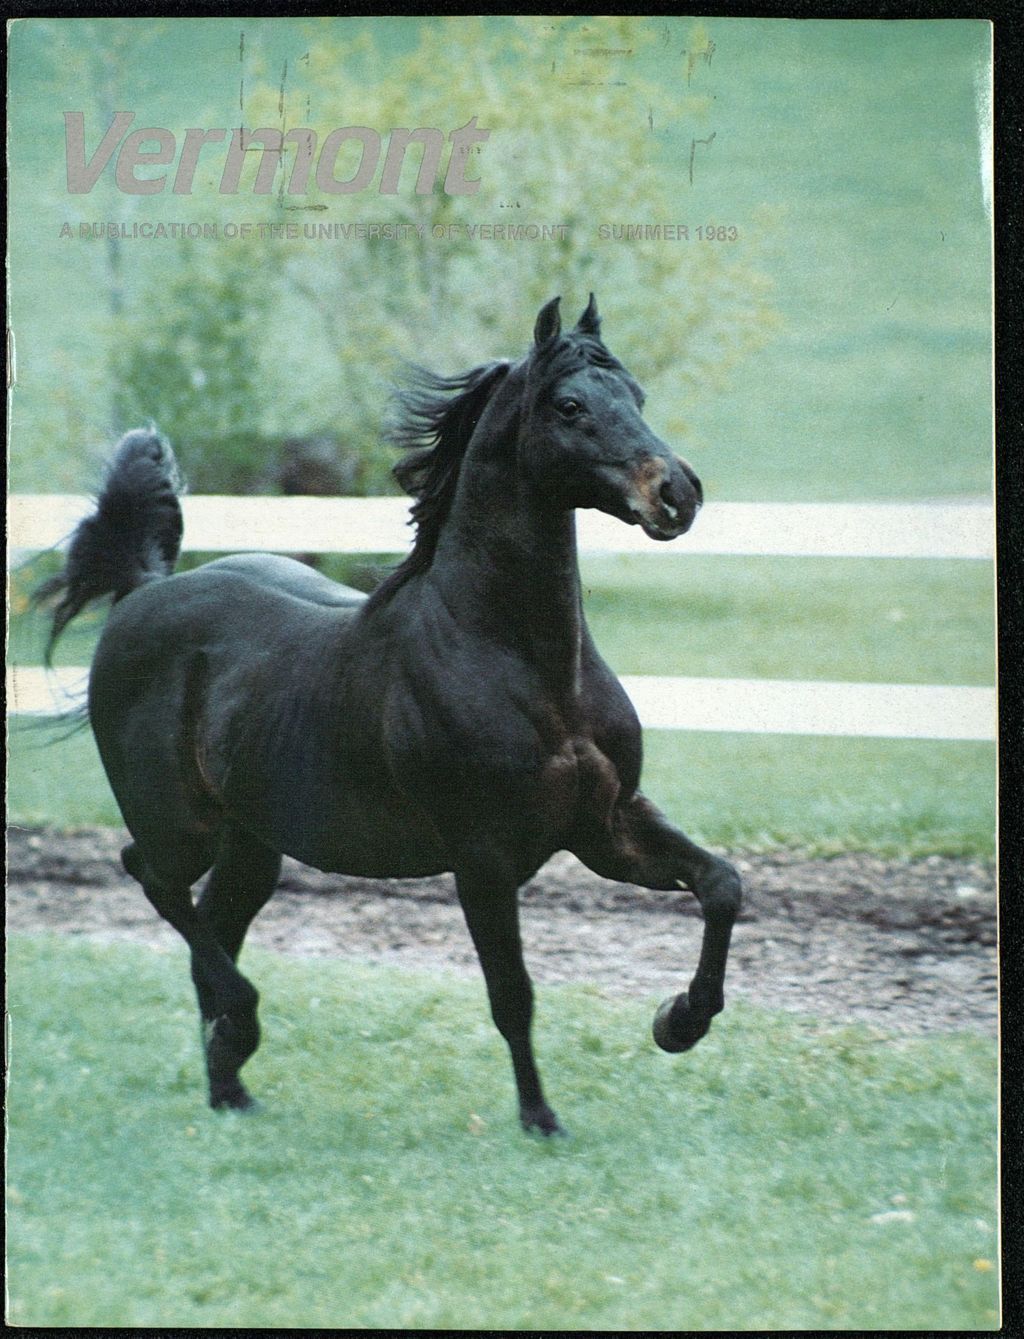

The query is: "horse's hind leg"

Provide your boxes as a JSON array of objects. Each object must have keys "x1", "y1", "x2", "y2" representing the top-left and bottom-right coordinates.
[
  {"x1": 191, "y1": 826, "x2": 282, "y2": 1109},
  {"x1": 121, "y1": 838, "x2": 265, "y2": 1110},
  {"x1": 572, "y1": 794, "x2": 742, "y2": 1053}
]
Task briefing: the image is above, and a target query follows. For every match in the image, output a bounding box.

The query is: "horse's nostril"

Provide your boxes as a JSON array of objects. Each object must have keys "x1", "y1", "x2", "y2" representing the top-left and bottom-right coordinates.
[
  {"x1": 661, "y1": 465, "x2": 702, "y2": 514},
  {"x1": 660, "y1": 474, "x2": 700, "y2": 518},
  {"x1": 683, "y1": 466, "x2": 703, "y2": 506},
  {"x1": 658, "y1": 480, "x2": 680, "y2": 519}
]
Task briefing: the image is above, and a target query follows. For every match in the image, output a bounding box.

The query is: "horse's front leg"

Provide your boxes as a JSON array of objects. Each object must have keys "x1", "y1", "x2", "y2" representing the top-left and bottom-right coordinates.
[
  {"x1": 574, "y1": 794, "x2": 743, "y2": 1052},
  {"x1": 455, "y1": 853, "x2": 565, "y2": 1136}
]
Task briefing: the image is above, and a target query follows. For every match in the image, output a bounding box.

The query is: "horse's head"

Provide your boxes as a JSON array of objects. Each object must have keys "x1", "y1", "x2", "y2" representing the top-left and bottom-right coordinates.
[{"x1": 520, "y1": 295, "x2": 702, "y2": 540}]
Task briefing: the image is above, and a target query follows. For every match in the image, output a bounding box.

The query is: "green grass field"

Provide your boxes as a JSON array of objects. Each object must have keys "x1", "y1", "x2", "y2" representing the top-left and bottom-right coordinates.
[
  {"x1": 10, "y1": 552, "x2": 997, "y2": 685},
  {"x1": 7, "y1": 935, "x2": 999, "y2": 1330},
  {"x1": 581, "y1": 555, "x2": 995, "y2": 684}
]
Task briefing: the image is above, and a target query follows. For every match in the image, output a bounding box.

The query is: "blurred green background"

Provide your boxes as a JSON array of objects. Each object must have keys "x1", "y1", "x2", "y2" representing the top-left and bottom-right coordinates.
[
  {"x1": 8, "y1": 16, "x2": 992, "y2": 497},
  {"x1": 8, "y1": 17, "x2": 995, "y2": 854}
]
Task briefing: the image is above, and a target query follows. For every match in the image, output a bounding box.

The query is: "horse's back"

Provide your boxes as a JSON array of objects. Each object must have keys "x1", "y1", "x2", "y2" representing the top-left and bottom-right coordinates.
[
  {"x1": 200, "y1": 553, "x2": 367, "y2": 609},
  {"x1": 93, "y1": 554, "x2": 362, "y2": 667}
]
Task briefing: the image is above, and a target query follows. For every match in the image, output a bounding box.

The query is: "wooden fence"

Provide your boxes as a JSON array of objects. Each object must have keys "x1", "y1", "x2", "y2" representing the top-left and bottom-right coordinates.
[{"x1": 8, "y1": 495, "x2": 996, "y2": 740}]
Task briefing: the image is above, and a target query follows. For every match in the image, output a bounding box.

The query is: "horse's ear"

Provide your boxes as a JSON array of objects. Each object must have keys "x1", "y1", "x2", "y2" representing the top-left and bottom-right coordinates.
[
  {"x1": 534, "y1": 296, "x2": 562, "y2": 348},
  {"x1": 575, "y1": 293, "x2": 601, "y2": 336}
]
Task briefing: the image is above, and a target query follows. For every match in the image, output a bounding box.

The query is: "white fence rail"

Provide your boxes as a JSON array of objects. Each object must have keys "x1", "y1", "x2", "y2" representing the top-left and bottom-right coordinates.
[
  {"x1": 8, "y1": 495, "x2": 996, "y2": 740},
  {"x1": 9, "y1": 494, "x2": 994, "y2": 561},
  {"x1": 6, "y1": 665, "x2": 996, "y2": 742}
]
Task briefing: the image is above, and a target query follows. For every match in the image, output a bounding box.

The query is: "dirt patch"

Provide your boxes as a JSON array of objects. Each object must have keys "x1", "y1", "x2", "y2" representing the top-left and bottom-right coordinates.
[{"x1": 7, "y1": 826, "x2": 997, "y2": 1036}]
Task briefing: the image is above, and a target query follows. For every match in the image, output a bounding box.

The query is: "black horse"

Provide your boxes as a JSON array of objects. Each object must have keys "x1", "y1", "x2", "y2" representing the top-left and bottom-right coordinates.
[{"x1": 40, "y1": 296, "x2": 741, "y2": 1136}]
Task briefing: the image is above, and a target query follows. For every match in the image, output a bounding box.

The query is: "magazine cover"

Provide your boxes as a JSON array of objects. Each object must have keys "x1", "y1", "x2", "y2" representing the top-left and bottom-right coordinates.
[{"x1": 7, "y1": 15, "x2": 997, "y2": 1329}]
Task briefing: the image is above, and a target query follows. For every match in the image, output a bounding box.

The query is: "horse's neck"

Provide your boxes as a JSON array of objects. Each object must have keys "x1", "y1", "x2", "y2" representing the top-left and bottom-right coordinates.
[{"x1": 431, "y1": 464, "x2": 585, "y2": 696}]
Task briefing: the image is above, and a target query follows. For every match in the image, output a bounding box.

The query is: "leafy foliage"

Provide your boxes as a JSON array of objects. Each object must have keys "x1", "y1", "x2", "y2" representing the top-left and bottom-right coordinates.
[
  {"x1": 269, "y1": 17, "x2": 776, "y2": 424},
  {"x1": 111, "y1": 245, "x2": 276, "y2": 491},
  {"x1": 110, "y1": 17, "x2": 778, "y2": 492}
]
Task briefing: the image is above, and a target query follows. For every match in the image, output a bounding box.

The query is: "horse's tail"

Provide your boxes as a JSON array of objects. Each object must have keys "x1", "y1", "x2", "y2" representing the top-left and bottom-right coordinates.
[{"x1": 35, "y1": 428, "x2": 184, "y2": 663}]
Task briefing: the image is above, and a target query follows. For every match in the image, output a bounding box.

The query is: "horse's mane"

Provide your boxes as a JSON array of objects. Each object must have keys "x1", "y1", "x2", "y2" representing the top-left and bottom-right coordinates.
[
  {"x1": 367, "y1": 359, "x2": 511, "y2": 607},
  {"x1": 365, "y1": 325, "x2": 633, "y2": 609}
]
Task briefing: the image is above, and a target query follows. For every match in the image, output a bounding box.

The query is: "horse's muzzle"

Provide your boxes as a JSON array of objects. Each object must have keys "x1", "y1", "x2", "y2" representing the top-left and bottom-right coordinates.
[{"x1": 629, "y1": 455, "x2": 702, "y2": 541}]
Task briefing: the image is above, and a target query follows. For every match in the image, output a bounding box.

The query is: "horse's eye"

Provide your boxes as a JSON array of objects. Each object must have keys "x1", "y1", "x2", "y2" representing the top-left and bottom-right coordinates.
[{"x1": 557, "y1": 398, "x2": 583, "y2": 418}]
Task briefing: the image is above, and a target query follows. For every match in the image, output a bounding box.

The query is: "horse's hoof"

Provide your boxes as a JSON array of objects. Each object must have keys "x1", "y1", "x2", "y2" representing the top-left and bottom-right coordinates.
[
  {"x1": 210, "y1": 1082, "x2": 258, "y2": 1112},
  {"x1": 520, "y1": 1103, "x2": 568, "y2": 1138},
  {"x1": 652, "y1": 993, "x2": 711, "y2": 1053}
]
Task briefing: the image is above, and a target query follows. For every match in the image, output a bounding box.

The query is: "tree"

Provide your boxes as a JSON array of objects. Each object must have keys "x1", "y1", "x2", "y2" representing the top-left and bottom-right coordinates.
[
  {"x1": 110, "y1": 242, "x2": 280, "y2": 493},
  {"x1": 93, "y1": 17, "x2": 779, "y2": 496},
  {"x1": 233, "y1": 15, "x2": 778, "y2": 457}
]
